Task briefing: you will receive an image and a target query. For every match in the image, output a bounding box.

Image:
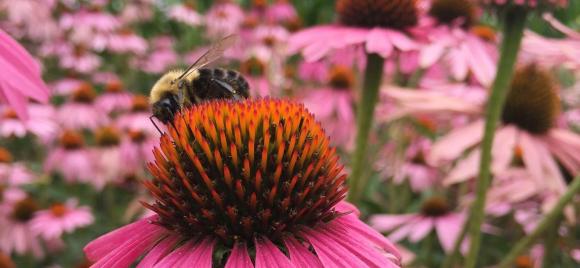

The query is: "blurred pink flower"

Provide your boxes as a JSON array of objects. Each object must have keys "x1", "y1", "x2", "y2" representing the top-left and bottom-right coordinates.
[
  {"x1": 136, "y1": 37, "x2": 178, "y2": 74},
  {"x1": 106, "y1": 30, "x2": 148, "y2": 55},
  {"x1": 57, "y1": 84, "x2": 108, "y2": 130},
  {"x1": 58, "y1": 44, "x2": 102, "y2": 73},
  {"x1": 301, "y1": 89, "x2": 354, "y2": 147},
  {"x1": 0, "y1": 0, "x2": 59, "y2": 41},
  {"x1": 521, "y1": 31, "x2": 580, "y2": 69},
  {"x1": 44, "y1": 130, "x2": 94, "y2": 185},
  {"x1": 168, "y1": 4, "x2": 203, "y2": 26},
  {"x1": 289, "y1": 25, "x2": 418, "y2": 62},
  {"x1": 90, "y1": 126, "x2": 125, "y2": 189},
  {"x1": 0, "y1": 104, "x2": 58, "y2": 143},
  {"x1": 119, "y1": 129, "x2": 157, "y2": 175},
  {"x1": 298, "y1": 61, "x2": 329, "y2": 83},
  {"x1": 417, "y1": 25, "x2": 497, "y2": 86},
  {"x1": 0, "y1": 148, "x2": 34, "y2": 186},
  {"x1": 50, "y1": 77, "x2": 85, "y2": 96},
  {"x1": 95, "y1": 80, "x2": 134, "y2": 114},
  {"x1": 370, "y1": 197, "x2": 467, "y2": 253},
  {"x1": 0, "y1": 197, "x2": 44, "y2": 258},
  {"x1": 59, "y1": 9, "x2": 119, "y2": 47},
  {"x1": 120, "y1": 0, "x2": 154, "y2": 23},
  {"x1": 479, "y1": 0, "x2": 567, "y2": 8},
  {"x1": 115, "y1": 95, "x2": 161, "y2": 136},
  {"x1": 204, "y1": 3, "x2": 245, "y2": 39},
  {"x1": 31, "y1": 199, "x2": 94, "y2": 240},
  {"x1": 376, "y1": 138, "x2": 440, "y2": 192},
  {"x1": 265, "y1": 0, "x2": 298, "y2": 24},
  {"x1": 84, "y1": 202, "x2": 402, "y2": 267},
  {"x1": 0, "y1": 29, "x2": 50, "y2": 119}
]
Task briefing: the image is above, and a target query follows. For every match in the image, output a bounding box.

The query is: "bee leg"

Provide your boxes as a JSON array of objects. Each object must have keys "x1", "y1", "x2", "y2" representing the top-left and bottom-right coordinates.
[
  {"x1": 212, "y1": 78, "x2": 241, "y2": 100},
  {"x1": 150, "y1": 115, "x2": 164, "y2": 135}
]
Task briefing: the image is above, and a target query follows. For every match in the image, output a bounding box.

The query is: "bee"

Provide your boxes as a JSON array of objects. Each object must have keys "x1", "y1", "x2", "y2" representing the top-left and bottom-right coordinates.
[{"x1": 149, "y1": 35, "x2": 250, "y2": 132}]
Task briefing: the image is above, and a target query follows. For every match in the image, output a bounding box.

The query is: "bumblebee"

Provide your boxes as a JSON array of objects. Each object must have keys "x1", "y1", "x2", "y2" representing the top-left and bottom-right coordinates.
[{"x1": 149, "y1": 35, "x2": 250, "y2": 131}]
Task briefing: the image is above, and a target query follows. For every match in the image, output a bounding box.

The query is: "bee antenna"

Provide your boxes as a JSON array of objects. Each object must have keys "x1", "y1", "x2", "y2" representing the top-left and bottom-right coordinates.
[{"x1": 149, "y1": 115, "x2": 163, "y2": 135}]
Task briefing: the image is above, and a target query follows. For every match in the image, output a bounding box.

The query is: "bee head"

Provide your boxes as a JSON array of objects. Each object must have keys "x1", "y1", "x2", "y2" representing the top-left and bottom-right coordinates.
[{"x1": 152, "y1": 93, "x2": 180, "y2": 124}]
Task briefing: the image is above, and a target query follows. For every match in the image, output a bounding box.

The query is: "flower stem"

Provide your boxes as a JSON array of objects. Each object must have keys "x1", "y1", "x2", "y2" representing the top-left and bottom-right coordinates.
[
  {"x1": 464, "y1": 7, "x2": 528, "y2": 268},
  {"x1": 348, "y1": 53, "x2": 384, "y2": 205},
  {"x1": 497, "y1": 176, "x2": 580, "y2": 268}
]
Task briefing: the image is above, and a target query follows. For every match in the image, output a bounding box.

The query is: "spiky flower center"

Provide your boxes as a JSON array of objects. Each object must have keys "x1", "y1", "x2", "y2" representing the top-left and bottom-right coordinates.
[
  {"x1": 144, "y1": 99, "x2": 347, "y2": 246},
  {"x1": 132, "y1": 95, "x2": 150, "y2": 112},
  {"x1": 241, "y1": 57, "x2": 266, "y2": 76},
  {"x1": 95, "y1": 126, "x2": 121, "y2": 147},
  {"x1": 514, "y1": 255, "x2": 533, "y2": 268},
  {"x1": 0, "y1": 252, "x2": 15, "y2": 268},
  {"x1": 336, "y1": 0, "x2": 419, "y2": 30},
  {"x1": 421, "y1": 196, "x2": 450, "y2": 217},
  {"x1": 59, "y1": 131, "x2": 85, "y2": 150},
  {"x1": 501, "y1": 63, "x2": 560, "y2": 135},
  {"x1": 105, "y1": 80, "x2": 124, "y2": 93},
  {"x1": 429, "y1": 0, "x2": 477, "y2": 28},
  {"x1": 128, "y1": 129, "x2": 147, "y2": 143},
  {"x1": 471, "y1": 25, "x2": 496, "y2": 42},
  {"x1": 10, "y1": 198, "x2": 38, "y2": 222},
  {"x1": 0, "y1": 148, "x2": 13, "y2": 163},
  {"x1": 50, "y1": 203, "x2": 68, "y2": 217},
  {"x1": 329, "y1": 66, "x2": 355, "y2": 90},
  {"x1": 72, "y1": 83, "x2": 97, "y2": 103},
  {"x1": 2, "y1": 109, "x2": 18, "y2": 120}
]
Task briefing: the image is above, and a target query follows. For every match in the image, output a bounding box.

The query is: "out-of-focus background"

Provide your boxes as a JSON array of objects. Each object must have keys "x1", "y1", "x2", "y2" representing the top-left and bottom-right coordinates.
[{"x1": 1, "y1": 0, "x2": 580, "y2": 267}]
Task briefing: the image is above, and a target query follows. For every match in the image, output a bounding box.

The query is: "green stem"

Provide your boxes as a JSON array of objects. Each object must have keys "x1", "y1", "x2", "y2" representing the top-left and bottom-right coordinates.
[
  {"x1": 497, "y1": 176, "x2": 580, "y2": 268},
  {"x1": 406, "y1": 68, "x2": 425, "y2": 88},
  {"x1": 347, "y1": 53, "x2": 385, "y2": 205},
  {"x1": 542, "y1": 215, "x2": 561, "y2": 267},
  {"x1": 464, "y1": 7, "x2": 528, "y2": 268}
]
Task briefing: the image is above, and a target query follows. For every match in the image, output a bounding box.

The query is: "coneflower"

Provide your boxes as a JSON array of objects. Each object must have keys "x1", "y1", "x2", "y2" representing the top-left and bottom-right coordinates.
[{"x1": 84, "y1": 99, "x2": 401, "y2": 267}]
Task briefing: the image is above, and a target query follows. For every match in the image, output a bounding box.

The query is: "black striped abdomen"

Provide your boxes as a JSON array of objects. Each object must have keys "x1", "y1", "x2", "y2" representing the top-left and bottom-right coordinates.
[{"x1": 189, "y1": 68, "x2": 250, "y2": 103}]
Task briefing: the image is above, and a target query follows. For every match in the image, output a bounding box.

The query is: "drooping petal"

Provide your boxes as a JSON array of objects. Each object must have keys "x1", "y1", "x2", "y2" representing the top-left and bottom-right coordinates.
[
  {"x1": 408, "y1": 218, "x2": 434, "y2": 243},
  {"x1": 369, "y1": 214, "x2": 417, "y2": 232},
  {"x1": 154, "y1": 241, "x2": 195, "y2": 267},
  {"x1": 284, "y1": 237, "x2": 323, "y2": 268},
  {"x1": 304, "y1": 227, "x2": 369, "y2": 268},
  {"x1": 84, "y1": 216, "x2": 162, "y2": 261},
  {"x1": 137, "y1": 235, "x2": 180, "y2": 268},
  {"x1": 174, "y1": 239, "x2": 214, "y2": 268},
  {"x1": 428, "y1": 120, "x2": 485, "y2": 166},
  {"x1": 254, "y1": 238, "x2": 293, "y2": 268},
  {"x1": 225, "y1": 243, "x2": 254, "y2": 268},
  {"x1": 335, "y1": 215, "x2": 402, "y2": 261},
  {"x1": 366, "y1": 29, "x2": 393, "y2": 58},
  {"x1": 435, "y1": 214, "x2": 466, "y2": 253}
]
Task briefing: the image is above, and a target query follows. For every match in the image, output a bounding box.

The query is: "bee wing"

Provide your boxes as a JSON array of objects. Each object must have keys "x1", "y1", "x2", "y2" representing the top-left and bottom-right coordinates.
[{"x1": 177, "y1": 35, "x2": 238, "y2": 81}]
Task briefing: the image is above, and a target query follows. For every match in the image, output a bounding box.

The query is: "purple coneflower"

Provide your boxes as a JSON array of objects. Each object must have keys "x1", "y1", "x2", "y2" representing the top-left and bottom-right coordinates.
[
  {"x1": 57, "y1": 83, "x2": 109, "y2": 130},
  {"x1": 31, "y1": 199, "x2": 94, "y2": 240},
  {"x1": 95, "y1": 80, "x2": 134, "y2": 114},
  {"x1": 288, "y1": 0, "x2": 419, "y2": 62},
  {"x1": 85, "y1": 99, "x2": 402, "y2": 267},
  {"x1": 45, "y1": 130, "x2": 95, "y2": 185}
]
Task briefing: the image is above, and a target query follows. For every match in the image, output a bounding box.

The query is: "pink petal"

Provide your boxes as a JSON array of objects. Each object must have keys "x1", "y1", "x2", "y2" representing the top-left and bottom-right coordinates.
[
  {"x1": 334, "y1": 201, "x2": 360, "y2": 216},
  {"x1": 284, "y1": 237, "x2": 323, "y2": 268},
  {"x1": 137, "y1": 235, "x2": 179, "y2": 268},
  {"x1": 448, "y1": 47, "x2": 468, "y2": 81},
  {"x1": 335, "y1": 215, "x2": 402, "y2": 261},
  {"x1": 428, "y1": 120, "x2": 485, "y2": 166},
  {"x1": 225, "y1": 243, "x2": 254, "y2": 268},
  {"x1": 90, "y1": 226, "x2": 165, "y2": 268},
  {"x1": 443, "y1": 148, "x2": 480, "y2": 185},
  {"x1": 369, "y1": 214, "x2": 417, "y2": 232},
  {"x1": 321, "y1": 222, "x2": 401, "y2": 268},
  {"x1": 155, "y1": 241, "x2": 195, "y2": 267},
  {"x1": 491, "y1": 126, "x2": 517, "y2": 174},
  {"x1": 175, "y1": 239, "x2": 214, "y2": 267},
  {"x1": 465, "y1": 36, "x2": 495, "y2": 86},
  {"x1": 386, "y1": 29, "x2": 417, "y2": 51},
  {"x1": 420, "y1": 42, "x2": 446, "y2": 68},
  {"x1": 84, "y1": 216, "x2": 161, "y2": 261},
  {"x1": 366, "y1": 29, "x2": 393, "y2": 57},
  {"x1": 254, "y1": 238, "x2": 293, "y2": 268},
  {"x1": 435, "y1": 214, "x2": 466, "y2": 253},
  {"x1": 304, "y1": 228, "x2": 369, "y2": 268},
  {"x1": 408, "y1": 218, "x2": 434, "y2": 242}
]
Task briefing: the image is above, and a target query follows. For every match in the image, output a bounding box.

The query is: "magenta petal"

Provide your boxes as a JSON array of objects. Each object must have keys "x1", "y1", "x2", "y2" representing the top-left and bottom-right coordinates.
[
  {"x1": 334, "y1": 201, "x2": 360, "y2": 216},
  {"x1": 137, "y1": 235, "x2": 180, "y2": 268},
  {"x1": 336, "y1": 215, "x2": 402, "y2": 261},
  {"x1": 320, "y1": 222, "x2": 401, "y2": 268},
  {"x1": 155, "y1": 241, "x2": 195, "y2": 267},
  {"x1": 366, "y1": 29, "x2": 393, "y2": 57},
  {"x1": 369, "y1": 214, "x2": 416, "y2": 232},
  {"x1": 175, "y1": 239, "x2": 215, "y2": 268},
  {"x1": 428, "y1": 120, "x2": 484, "y2": 165},
  {"x1": 225, "y1": 243, "x2": 254, "y2": 268},
  {"x1": 435, "y1": 214, "x2": 466, "y2": 253},
  {"x1": 84, "y1": 216, "x2": 161, "y2": 261},
  {"x1": 408, "y1": 218, "x2": 434, "y2": 242},
  {"x1": 90, "y1": 226, "x2": 165, "y2": 268},
  {"x1": 304, "y1": 228, "x2": 368, "y2": 268},
  {"x1": 284, "y1": 237, "x2": 323, "y2": 268},
  {"x1": 254, "y1": 238, "x2": 293, "y2": 268}
]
